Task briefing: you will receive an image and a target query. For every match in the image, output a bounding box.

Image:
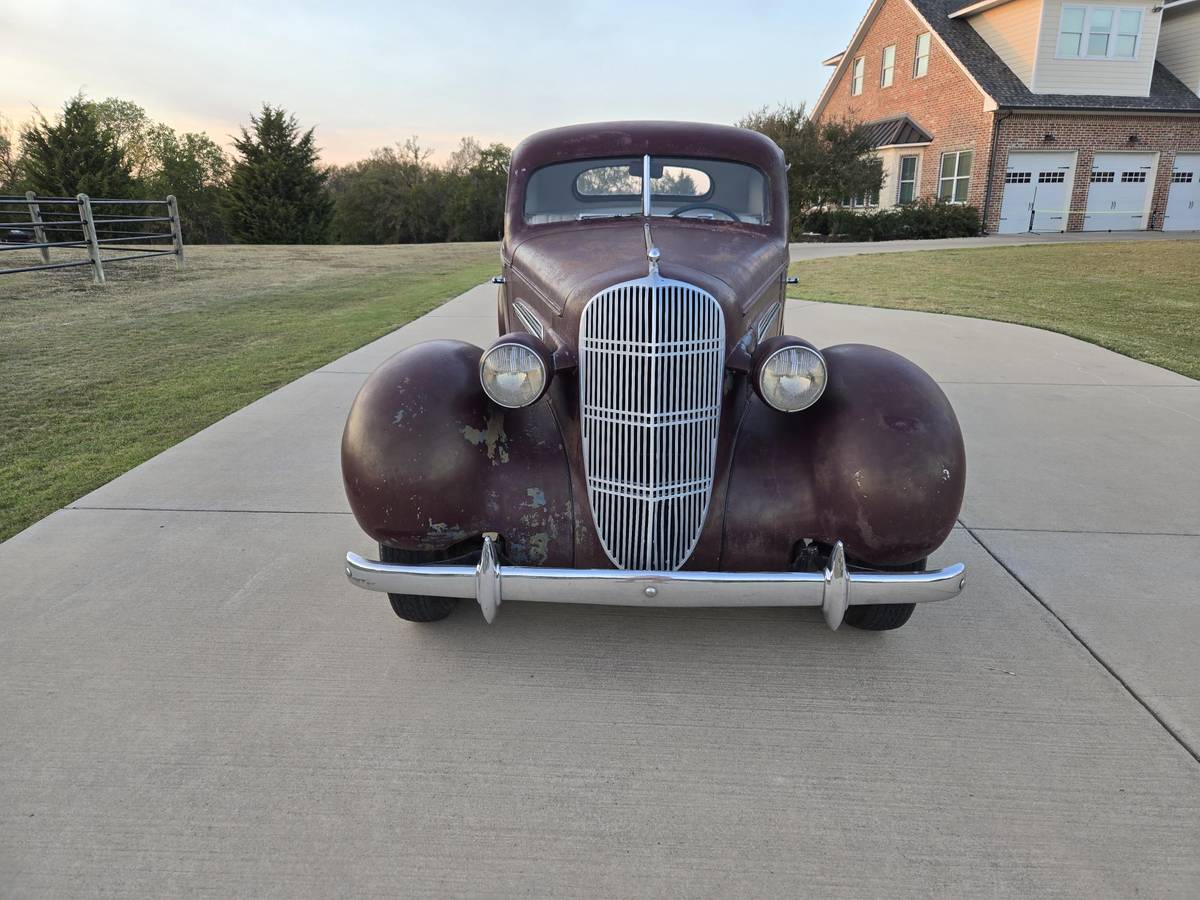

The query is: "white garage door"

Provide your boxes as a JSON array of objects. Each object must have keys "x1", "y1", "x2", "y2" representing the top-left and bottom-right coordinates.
[
  {"x1": 997, "y1": 152, "x2": 1074, "y2": 234},
  {"x1": 1163, "y1": 153, "x2": 1200, "y2": 232},
  {"x1": 1083, "y1": 152, "x2": 1155, "y2": 231}
]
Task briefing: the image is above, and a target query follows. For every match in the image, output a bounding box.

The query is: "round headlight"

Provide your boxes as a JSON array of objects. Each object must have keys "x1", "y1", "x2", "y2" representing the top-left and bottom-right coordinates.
[
  {"x1": 755, "y1": 340, "x2": 827, "y2": 412},
  {"x1": 480, "y1": 341, "x2": 549, "y2": 408}
]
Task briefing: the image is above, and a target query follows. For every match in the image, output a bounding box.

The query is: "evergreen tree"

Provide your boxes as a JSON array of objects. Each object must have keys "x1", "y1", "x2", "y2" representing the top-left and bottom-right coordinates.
[
  {"x1": 20, "y1": 95, "x2": 134, "y2": 197},
  {"x1": 223, "y1": 105, "x2": 333, "y2": 243}
]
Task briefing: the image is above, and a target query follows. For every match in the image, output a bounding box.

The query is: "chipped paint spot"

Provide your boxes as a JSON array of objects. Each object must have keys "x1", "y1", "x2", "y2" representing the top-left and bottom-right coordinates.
[
  {"x1": 461, "y1": 411, "x2": 510, "y2": 465},
  {"x1": 426, "y1": 518, "x2": 467, "y2": 543},
  {"x1": 941, "y1": 467, "x2": 951, "y2": 482},
  {"x1": 392, "y1": 409, "x2": 406, "y2": 425},
  {"x1": 525, "y1": 487, "x2": 546, "y2": 507},
  {"x1": 528, "y1": 532, "x2": 550, "y2": 563}
]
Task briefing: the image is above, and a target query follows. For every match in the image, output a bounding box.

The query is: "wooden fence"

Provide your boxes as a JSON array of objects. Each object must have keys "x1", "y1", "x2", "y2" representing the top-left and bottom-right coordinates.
[{"x1": 0, "y1": 192, "x2": 183, "y2": 284}]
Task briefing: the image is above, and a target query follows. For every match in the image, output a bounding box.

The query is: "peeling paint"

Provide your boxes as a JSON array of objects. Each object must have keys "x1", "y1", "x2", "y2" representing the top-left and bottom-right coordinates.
[
  {"x1": 426, "y1": 518, "x2": 468, "y2": 543},
  {"x1": 461, "y1": 411, "x2": 510, "y2": 465},
  {"x1": 528, "y1": 532, "x2": 550, "y2": 563},
  {"x1": 525, "y1": 487, "x2": 546, "y2": 507},
  {"x1": 392, "y1": 409, "x2": 406, "y2": 425}
]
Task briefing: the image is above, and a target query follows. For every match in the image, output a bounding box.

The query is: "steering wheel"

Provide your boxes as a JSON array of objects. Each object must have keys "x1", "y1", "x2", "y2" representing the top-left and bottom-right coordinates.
[{"x1": 669, "y1": 202, "x2": 742, "y2": 223}]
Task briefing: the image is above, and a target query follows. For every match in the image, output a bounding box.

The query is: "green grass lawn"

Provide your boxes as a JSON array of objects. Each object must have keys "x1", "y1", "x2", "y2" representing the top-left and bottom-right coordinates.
[
  {"x1": 788, "y1": 240, "x2": 1200, "y2": 380},
  {"x1": 1, "y1": 243, "x2": 499, "y2": 541}
]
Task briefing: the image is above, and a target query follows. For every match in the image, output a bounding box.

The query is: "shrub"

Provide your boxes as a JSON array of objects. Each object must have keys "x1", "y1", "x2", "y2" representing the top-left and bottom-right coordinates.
[{"x1": 797, "y1": 200, "x2": 980, "y2": 241}]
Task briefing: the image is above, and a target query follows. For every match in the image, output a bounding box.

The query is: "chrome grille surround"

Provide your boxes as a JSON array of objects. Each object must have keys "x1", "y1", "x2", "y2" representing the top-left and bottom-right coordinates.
[{"x1": 578, "y1": 274, "x2": 725, "y2": 571}]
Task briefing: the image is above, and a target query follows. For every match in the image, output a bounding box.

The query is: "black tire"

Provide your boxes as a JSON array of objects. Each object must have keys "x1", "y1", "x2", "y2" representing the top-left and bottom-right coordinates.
[
  {"x1": 379, "y1": 544, "x2": 458, "y2": 622},
  {"x1": 843, "y1": 557, "x2": 925, "y2": 632}
]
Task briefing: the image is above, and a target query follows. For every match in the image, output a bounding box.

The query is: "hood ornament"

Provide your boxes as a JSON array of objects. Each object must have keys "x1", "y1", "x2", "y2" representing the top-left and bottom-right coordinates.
[{"x1": 644, "y1": 221, "x2": 661, "y2": 278}]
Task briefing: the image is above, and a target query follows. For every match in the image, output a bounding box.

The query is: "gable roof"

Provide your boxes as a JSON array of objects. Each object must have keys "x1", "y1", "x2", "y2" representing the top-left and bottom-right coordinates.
[
  {"x1": 862, "y1": 114, "x2": 934, "y2": 146},
  {"x1": 814, "y1": 0, "x2": 1200, "y2": 117},
  {"x1": 909, "y1": 0, "x2": 1200, "y2": 111}
]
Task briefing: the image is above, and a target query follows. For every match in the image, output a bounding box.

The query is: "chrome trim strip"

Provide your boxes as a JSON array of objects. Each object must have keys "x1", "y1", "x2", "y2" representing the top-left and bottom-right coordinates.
[
  {"x1": 345, "y1": 537, "x2": 967, "y2": 630},
  {"x1": 512, "y1": 300, "x2": 544, "y2": 340},
  {"x1": 753, "y1": 301, "x2": 782, "y2": 340},
  {"x1": 642, "y1": 153, "x2": 652, "y2": 217},
  {"x1": 578, "y1": 272, "x2": 725, "y2": 571}
]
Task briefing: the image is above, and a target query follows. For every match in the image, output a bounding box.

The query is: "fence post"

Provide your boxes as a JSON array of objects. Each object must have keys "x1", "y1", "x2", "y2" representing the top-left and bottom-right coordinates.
[
  {"x1": 25, "y1": 191, "x2": 50, "y2": 264},
  {"x1": 76, "y1": 193, "x2": 105, "y2": 286},
  {"x1": 165, "y1": 194, "x2": 184, "y2": 268}
]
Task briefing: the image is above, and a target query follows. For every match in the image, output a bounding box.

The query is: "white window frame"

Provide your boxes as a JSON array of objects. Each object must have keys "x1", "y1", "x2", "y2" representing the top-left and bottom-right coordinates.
[
  {"x1": 1056, "y1": 5, "x2": 1143, "y2": 60},
  {"x1": 881, "y1": 45, "x2": 896, "y2": 87},
  {"x1": 913, "y1": 32, "x2": 930, "y2": 78},
  {"x1": 938, "y1": 150, "x2": 973, "y2": 204},
  {"x1": 897, "y1": 154, "x2": 920, "y2": 204},
  {"x1": 851, "y1": 57, "x2": 865, "y2": 95}
]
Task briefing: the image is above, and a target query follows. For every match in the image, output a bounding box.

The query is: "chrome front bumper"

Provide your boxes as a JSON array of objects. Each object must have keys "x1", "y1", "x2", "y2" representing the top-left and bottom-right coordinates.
[{"x1": 345, "y1": 537, "x2": 966, "y2": 630}]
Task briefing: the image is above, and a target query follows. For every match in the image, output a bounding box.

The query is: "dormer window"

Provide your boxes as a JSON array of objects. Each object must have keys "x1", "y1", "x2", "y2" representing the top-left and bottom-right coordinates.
[{"x1": 1057, "y1": 5, "x2": 1142, "y2": 59}]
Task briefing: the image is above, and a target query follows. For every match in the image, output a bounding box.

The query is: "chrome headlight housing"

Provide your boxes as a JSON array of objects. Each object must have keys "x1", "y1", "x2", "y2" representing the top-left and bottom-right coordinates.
[
  {"x1": 752, "y1": 337, "x2": 828, "y2": 412},
  {"x1": 479, "y1": 336, "x2": 551, "y2": 408}
]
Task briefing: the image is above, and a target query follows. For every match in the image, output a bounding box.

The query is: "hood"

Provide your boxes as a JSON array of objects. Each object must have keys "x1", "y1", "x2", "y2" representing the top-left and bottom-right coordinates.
[{"x1": 505, "y1": 218, "x2": 789, "y2": 316}]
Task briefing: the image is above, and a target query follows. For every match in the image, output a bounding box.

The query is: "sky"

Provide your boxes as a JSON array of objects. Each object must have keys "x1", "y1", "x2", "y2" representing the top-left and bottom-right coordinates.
[{"x1": 1, "y1": 0, "x2": 864, "y2": 165}]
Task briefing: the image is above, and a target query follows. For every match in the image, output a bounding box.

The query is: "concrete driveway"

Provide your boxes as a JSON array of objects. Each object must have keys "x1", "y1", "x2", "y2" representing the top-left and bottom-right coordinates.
[{"x1": 2, "y1": 284, "x2": 1198, "y2": 898}]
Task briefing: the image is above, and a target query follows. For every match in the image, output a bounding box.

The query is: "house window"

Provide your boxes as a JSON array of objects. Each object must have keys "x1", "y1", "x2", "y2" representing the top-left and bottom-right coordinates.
[
  {"x1": 938, "y1": 150, "x2": 973, "y2": 203},
  {"x1": 1120, "y1": 170, "x2": 1147, "y2": 183},
  {"x1": 1091, "y1": 170, "x2": 1115, "y2": 182},
  {"x1": 1038, "y1": 171, "x2": 1066, "y2": 183},
  {"x1": 1005, "y1": 171, "x2": 1032, "y2": 184},
  {"x1": 842, "y1": 192, "x2": 879, "y2": 208},
  {"x1": 851, "y1": 57, "x2": 865, "y2": 95},
  {"x1": 881, "y1": 45, "x2": 896, "y2": 87},
  {"x1": 898, "y1": 155, "x2": 919, "y2": 203},
  {"x1": 1058, "y1": 6, "x2": 1142, "y2": 59},
  {"x1": 913, "y1": 33, "x2": 930, "y2": 77},
  {"x1": 1173, "y1": 172, "x2": 1194, "y2": 184}
]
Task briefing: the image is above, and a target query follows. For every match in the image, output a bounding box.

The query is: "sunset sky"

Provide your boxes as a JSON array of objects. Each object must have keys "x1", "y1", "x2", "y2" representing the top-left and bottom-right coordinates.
[{"x1": 1, "y1": 0, "x2": 863, "y2": 163}]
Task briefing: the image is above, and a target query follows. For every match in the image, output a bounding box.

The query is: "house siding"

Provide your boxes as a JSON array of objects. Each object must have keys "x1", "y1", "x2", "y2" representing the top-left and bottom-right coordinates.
[
  {"x1": 819, "y1": 0, "x2": 994, "y2": 209},
  {"x1": 969, "y1": 0, "x2": 1044, "y2": 86},
  {"x1": 983, "y1": 112, "x2": 1200, "y2": 231},
  {"x1": 1032, "y1": 0, "x2": 1161, "y2": 96},
  {"x1": 1158, "y1": 3, "x2": 1200, "y2": 94}
]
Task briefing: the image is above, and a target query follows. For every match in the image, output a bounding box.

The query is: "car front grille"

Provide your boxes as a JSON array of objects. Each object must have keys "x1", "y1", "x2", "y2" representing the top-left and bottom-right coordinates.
[{"x1": 578, "y1": 276, "x2": 725, "y2": 570}]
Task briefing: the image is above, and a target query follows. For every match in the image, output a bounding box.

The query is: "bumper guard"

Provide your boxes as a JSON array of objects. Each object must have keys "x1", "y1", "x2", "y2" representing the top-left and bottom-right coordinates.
[{"x1": 346, "y1": 537, "x2": 966, "y2": 629}]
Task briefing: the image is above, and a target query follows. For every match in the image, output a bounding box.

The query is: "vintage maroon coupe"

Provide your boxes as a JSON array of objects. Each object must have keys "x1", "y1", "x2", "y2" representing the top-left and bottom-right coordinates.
[{"x1": 342, "y1": 121, "x2": 966, "y2": 630}]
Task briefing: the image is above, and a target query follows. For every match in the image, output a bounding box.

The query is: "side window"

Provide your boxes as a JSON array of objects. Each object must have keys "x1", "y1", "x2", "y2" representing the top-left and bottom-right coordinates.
[
  {"x1": 913, "y1": 32, "x2": 930, "y2": 78},
  {"x1": 938, "y1": 150, "x2": 973, "y2": 204},
  {"x1": 898, "y1": 155, "x2": 919, "y2": 204},
  {"x1": 881, "y1": 45, "x2": 896, "y2": 87},
  {"x1": 851, "y1": 57, "x2": 865, "y2": 96}
]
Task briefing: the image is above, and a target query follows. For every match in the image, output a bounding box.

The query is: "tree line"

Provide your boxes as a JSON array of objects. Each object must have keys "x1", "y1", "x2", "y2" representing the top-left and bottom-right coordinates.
[{"x1": 0, "y1": 95, "x2": 884, "y2": 244}]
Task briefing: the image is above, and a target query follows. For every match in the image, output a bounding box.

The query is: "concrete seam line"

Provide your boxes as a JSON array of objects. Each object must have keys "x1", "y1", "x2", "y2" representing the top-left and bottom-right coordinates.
[
  {"x1": 962, "y1": 524, "x2": 1200, "y2": 767},
  {"x1": 67, "y1": 505, "x2": 354, "y2": 516}
]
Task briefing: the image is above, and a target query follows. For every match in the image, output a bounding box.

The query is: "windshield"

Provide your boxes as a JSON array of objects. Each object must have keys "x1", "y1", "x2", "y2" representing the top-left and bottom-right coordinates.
[{"x1": 524, "y1": 155, "x2": 770, "y2": 225}]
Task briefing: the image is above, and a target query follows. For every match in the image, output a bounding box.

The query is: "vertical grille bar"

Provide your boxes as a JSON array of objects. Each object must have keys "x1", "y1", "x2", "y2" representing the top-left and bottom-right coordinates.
[{"x1": 579, "y1": 275, "x2": 725, "y2": 571}]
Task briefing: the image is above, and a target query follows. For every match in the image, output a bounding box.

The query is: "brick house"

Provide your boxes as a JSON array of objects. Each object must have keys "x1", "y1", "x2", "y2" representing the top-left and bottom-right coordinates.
[{"x1": 814, "y1": 0, "x2": 1200, "y2": 232}]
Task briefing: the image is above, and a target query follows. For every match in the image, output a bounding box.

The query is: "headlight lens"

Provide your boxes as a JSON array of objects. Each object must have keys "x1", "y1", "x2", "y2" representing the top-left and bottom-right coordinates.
[
  {"x1": 758, "y1": 344, "x2": 827, "y2": 412},
  {"x1": 480, "y1": 342, "x2": 548, "y2": 408}
]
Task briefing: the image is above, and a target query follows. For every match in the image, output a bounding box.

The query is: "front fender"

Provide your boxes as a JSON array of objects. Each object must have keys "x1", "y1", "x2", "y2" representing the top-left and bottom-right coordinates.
[
  {"x1": 722, "y1": 344, "x2": 965, "y2": 568},
  {"x1": 341, "y1": 340, "x2": 574, "y2": 564}
]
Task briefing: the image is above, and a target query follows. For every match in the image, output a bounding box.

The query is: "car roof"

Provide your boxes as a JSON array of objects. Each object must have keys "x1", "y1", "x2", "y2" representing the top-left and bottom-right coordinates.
[{"x1": 509, "y1": 121, "x2": 786, "y2": 176}]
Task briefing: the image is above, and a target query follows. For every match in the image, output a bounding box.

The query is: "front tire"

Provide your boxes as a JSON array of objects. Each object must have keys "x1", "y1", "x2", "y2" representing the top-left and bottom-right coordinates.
[
  {"x1": 844, "y1": 558, "x2": 925, "y2": 631},
  {"x1": 379, "y1": 544, "x2": 458, "y2": 622}
]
